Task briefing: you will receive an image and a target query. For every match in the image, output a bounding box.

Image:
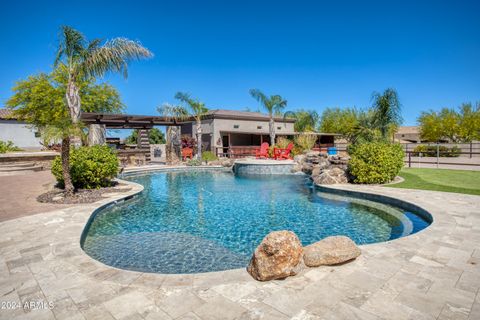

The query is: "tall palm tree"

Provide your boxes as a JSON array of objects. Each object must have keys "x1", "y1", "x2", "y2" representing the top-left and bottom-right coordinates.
[
  {"x1": 157, "y1": 103, "x2": 189, "y2": 164},
  {"x1": 371, "y1": 88, "x2": 403, "y2": 140},
  {"x1": 249, "y1": 89, "x2": 287, "y2": 144},
  {"x1": 174, "y1": 92, "x2": 209, "y2": 159},
  {"x1": 54, "y1": 26, "x2": 152, "y2": 195},
  {"x1": 283, "y1": 109, "x2": 319, "y2": 132}
]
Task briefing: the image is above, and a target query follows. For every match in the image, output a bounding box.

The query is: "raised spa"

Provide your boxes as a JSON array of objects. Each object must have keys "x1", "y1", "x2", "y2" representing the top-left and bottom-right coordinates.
[{"x1": 81, "y1": 169, "x2": 431, "y2": 274}]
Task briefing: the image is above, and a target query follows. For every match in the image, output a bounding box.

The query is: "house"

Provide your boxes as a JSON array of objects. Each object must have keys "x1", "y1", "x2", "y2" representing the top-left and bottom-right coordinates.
[
  {"x1": 394, "y1": 126, "x2": 422, "y2": 143},
  {"x1": 0, "y1": 109, "x2": 42, "y2": 150},
  {"x1": 179, "y1": 109, "x2": 337, "y2": 157},
  {"x1": 394, "y1": 126, "x2": 452, "y2": 143}
]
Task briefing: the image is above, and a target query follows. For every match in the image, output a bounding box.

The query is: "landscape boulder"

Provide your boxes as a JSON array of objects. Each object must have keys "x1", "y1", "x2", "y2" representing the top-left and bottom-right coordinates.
[
  {"x1": 247, "y1": 231, "x2": 304, "y2": 281},
  {"x1": 219, "y1": 158, "x2": 234, "y2": 167},
  {"x1": 303, "y1": 236, "x2": 361, "y2": 267},
  {"x1": 312, "y1": 167, "x2": 349, "y2": 185}
]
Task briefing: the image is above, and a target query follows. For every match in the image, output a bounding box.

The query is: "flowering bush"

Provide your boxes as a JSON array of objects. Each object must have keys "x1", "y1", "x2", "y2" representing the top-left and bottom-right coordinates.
[{"x1": 348, "y1": 142, "x2": 404, "y2": 184}]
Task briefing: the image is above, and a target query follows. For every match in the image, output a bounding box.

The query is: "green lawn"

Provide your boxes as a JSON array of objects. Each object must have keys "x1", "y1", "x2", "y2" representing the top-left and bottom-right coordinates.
[{"x1": 386, "y1": 168, "x2": 480, "y2": 195}]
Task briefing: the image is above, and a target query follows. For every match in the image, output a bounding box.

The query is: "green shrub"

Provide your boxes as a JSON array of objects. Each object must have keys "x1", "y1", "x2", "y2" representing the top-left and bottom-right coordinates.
[
  {"x1": 186, "y1": 158, "x2": 202, "y2": 166},
  {"x1": 348, "y1": 142, "x2": 404, "y2": 184},
  {"x1": 448, "y1": 146, "x2": 461, "y2": 157},
  {"x1": 412, "y1": 145, "x2": 461, "y2": 157},
  {"x1": 51, "y1": 145, "x2": 119, "y2": 189},
  {"x1": 0, "y1": 140, "x2": 22, "y2": 153},
  {"x1": 294, "y1": 134, "x2": 316, "y2": 152},
  {"x1": 201, "y1": 151, "x2": 218, "y2": 163}
]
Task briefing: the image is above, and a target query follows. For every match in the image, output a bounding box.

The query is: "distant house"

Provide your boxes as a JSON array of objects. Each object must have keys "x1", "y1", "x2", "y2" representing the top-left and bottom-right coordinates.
[
  {"x1": 394, "y1": 126, "x2": 423, "y2": 143},
  {"x1": 394, "y1": 126, "x2": 450, "y2": 143},
  {"x1": 0, "y1": 108, "x2": 42, "y2": 150},
  {"x1": 180, "y1": 109, "x2": 337, "y2": 157}
]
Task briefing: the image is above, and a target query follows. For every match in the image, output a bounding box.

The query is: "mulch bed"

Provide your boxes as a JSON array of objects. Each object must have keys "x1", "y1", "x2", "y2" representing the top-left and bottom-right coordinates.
[{"x1": 37, "y1": 182, "x2": 132, "y2": 204}]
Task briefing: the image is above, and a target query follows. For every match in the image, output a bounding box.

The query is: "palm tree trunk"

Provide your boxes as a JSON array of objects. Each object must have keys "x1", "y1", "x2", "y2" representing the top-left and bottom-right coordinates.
[
  {"x1": 269, "y1": 117, "x2": 275, "y2": 145},
  {"x1": 196, "y1": 120, "x2": 202, "y2": 159},
  {"x1": 166, "y1": 126, "x2": 181, "y2": 164},
  {"x1": 61, "y1": 136, "x2": 74, "y2": 196},
  {"x1": 166, "y1": 127, "x2": 172, "y2": 164},
  {"x1": 66, "y1": 77, "x2": 82, "y2": 147}
]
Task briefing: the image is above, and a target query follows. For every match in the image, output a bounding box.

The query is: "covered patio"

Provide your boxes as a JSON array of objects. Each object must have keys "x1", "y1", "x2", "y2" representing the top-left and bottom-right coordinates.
[{"x1": 216, "y1": 132, "x2": 340, "y2": 158}]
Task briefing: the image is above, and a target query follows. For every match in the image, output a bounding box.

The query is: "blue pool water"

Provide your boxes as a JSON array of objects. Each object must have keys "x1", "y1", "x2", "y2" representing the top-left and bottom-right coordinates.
[{"x1": 81, "y1": 170, "x2": 430, "y2": 274}]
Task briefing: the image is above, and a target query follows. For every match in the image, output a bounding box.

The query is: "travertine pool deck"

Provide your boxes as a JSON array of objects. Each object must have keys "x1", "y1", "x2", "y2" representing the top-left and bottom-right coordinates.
[{"x1": 0, "y1": 179, "x2": 479, "y2": 319}]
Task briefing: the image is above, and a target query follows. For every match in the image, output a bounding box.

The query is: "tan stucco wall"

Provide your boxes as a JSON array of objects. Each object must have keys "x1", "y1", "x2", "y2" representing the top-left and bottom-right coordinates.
[{"x1": 181, "y1": 118, "x2": 294, "y2": 152}]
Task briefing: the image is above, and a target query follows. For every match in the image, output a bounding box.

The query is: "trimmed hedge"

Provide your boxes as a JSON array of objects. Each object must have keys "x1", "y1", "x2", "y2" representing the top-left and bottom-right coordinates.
[
  {"x1": 348, "y1": 142, "x2": 404, "y2": 184},
  {"x1": 411, "y1": 145, "x2": 460, "y2": 157},
  {"x1": 52, "y1": 145, "x2": 119, "y2": 189}
]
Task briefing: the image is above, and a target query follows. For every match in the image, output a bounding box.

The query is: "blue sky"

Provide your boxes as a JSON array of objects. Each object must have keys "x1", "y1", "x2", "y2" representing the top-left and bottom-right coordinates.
[{"x1": 1, "y1": 0, "x2": 479, "y2": 127}]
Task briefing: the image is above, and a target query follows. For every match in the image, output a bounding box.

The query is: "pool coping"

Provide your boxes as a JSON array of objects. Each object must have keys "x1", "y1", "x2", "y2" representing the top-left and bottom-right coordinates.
[{"x1": 1, "y1": 168, "x2": 479, "y2": 319}]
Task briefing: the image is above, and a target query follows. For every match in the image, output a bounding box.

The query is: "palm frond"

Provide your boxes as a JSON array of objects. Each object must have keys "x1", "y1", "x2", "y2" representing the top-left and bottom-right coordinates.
[
  {"x1": 157, "y1": 103, "x2": 190, "y2": 121},
  {"x1": 55, "y1": 26, "x2": 87, "y2": 67},
  {"x1": 174, "y1": 92, "x2": 192, "y2": 104},
  {"x1": 174, "y1": 92, "x2": 209, "y2": 118},
  {"x1": 249, "y1": 89, "x2": 268, "y2": 107},
  {"x1": 83, "y1": 38, "x2": 153, "y2": 78}
]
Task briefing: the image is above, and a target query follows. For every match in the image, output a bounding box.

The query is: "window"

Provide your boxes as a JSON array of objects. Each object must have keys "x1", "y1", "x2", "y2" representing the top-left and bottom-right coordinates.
[
  {"x1": 277, "y1": 126, "x2": 281, "y2": 130},
  {"x1": 257, "y1": 126, "x2": 262, "y2": 129},
  {"x1": 34, "y1": 131, "x2": 41, "y2": 138},
  {"x1": 233, "y1": 125, "x2": 239, "y2": 129}
]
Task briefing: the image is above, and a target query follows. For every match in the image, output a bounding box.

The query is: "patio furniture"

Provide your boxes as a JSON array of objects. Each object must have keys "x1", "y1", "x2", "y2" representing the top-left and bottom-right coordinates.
[
  {"x1": 182, "y1": 147, "x2": 193, "y2": 161},
  {"x1": 327, "y1": 147, "x2": 337, "y2": 156},
  {"x1": 255, "y1": 142, "x2": 270, "y2": 159},
  {"x1": 274, "y1": 143, "x2": 294, "y2": 160}
]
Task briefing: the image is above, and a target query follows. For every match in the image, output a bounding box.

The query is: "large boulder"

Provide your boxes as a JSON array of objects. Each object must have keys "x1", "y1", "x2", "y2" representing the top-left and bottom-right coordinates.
[
  {"x1": 313, "y1": 167, "x2": 349, "y2": 185},
  {"x1": 293, "y1": 154, "x2": 306, "y2": 164},
  {"x1": 303, "y1": 236, "x2": 361, "y2": 267},
  {"x1": 247, "y1": 231, "x2": 304, "y2": 281},
  {"x1": 219, "y1": 158, "x2": 234, "y2": 167}
]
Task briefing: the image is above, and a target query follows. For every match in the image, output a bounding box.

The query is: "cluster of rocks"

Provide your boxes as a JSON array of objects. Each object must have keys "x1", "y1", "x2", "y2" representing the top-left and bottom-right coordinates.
[
  {"x1": 247, "y1": 230, "x2": 361, "y2": 281},
  {"x1": 206, "y1": 157, "x2": 235, "y2": 167},
  {"x1": 293, "y1": 151, "x2": 351, "y2": 185}
]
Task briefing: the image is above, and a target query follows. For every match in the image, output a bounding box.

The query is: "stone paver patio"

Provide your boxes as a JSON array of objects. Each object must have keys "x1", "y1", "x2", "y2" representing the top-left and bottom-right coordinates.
[
  {"x1": 0, "y1": 177, "x2": 479, "y2": 319},
  {"x1": 0, "y1": 171, "x2": 72, "y2": 222}
]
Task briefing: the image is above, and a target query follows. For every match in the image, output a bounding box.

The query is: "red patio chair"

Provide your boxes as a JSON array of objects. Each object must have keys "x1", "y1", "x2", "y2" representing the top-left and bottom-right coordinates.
[
  {"x1": 274, "y1": 143, "x2": 294, "y2": 160},
  {"x1": 182, "y1": 147, "x2": 193, "y2": 160},
  {"x1": 255, "y1": 142, "x2": 270, "y2": 159}
]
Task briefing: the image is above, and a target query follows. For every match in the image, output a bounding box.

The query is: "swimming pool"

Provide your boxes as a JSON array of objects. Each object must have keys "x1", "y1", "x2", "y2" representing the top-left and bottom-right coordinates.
[{"x1": 81, "y1": 169, "x2": 431, "y2": 274}]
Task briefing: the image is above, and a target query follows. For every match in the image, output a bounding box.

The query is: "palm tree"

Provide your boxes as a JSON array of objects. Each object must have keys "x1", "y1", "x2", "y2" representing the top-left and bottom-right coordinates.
[
  {"x1": 371, "y1": 88, "x2": 403, "y2": 140},
  {"x1": 54, "y1": 26, "x2": 152, "y2": 195},
  {"x1": 249, "y1": 89, "x2": 287, "y2": 144},
  {"x1": 283, "y1": 109, "x2": 319, "y2": 132},
  {"x1": 157, "y1": 103, "x2": 189, "y2": 164},
  {"x1": 174, "y1": 92, "x2": 209, "y2": 159}
]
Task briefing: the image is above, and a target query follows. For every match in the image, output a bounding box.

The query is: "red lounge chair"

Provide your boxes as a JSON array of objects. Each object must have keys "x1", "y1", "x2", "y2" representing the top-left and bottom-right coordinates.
[
  {"x1": 255, "y1": 142, "x2": 270, "y2": 159},
  {"x1": 274, "y1": 143, "x2": 294, "y2": 160},
  {"x1": 182, "y1": 147, "x2": 193, "y2": 160}
]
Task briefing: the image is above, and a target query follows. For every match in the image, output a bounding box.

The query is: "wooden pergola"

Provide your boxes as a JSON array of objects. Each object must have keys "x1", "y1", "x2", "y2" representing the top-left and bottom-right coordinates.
[
  {"x1": 80, "y1": 112, "x2": 191, "y2": 129},
  {"x1": 81, "y1": 112, "x2": 191, "y2": 164}
]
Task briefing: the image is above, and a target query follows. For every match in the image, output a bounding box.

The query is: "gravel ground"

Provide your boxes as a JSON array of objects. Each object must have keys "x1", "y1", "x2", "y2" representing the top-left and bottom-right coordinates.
[{"x1": 37, "y1": 183, "x2": 132, "y2": 204}]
